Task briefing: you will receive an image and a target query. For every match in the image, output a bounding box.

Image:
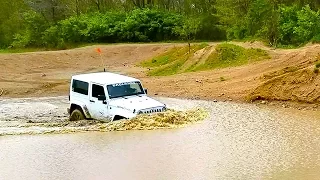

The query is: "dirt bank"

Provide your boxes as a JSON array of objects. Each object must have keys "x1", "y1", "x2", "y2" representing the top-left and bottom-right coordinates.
[{"x1": 1, "y1": 42, "x2": 320, "y2": 107}]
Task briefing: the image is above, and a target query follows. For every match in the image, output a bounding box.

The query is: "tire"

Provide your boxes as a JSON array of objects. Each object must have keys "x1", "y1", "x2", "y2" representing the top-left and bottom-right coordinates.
[{"x1": 70, "y1": 109, "x2": 85, "y2": 121}]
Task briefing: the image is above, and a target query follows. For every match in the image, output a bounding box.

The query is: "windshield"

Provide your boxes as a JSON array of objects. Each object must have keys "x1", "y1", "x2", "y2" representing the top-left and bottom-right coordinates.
[{"x1": 107, "y1": 81, "x2": 145, "y2": 99}]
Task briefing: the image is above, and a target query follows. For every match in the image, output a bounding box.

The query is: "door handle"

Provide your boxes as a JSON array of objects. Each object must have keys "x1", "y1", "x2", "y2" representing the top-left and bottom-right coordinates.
[{"x1": 90, "y1": 100, "x2": 95, "y2": 103}]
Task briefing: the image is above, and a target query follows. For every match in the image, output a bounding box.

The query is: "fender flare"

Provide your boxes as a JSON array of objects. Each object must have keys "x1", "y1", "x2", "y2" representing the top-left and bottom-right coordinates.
[
  {"x1": 70, "y1": 101, "x2": 92, "y2": 119},
  {"x1": 109, "y1": 106, "x2": 135, "y2": 121}
]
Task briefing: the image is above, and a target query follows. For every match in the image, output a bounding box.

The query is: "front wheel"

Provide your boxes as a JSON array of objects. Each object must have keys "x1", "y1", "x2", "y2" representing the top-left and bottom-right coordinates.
[{"x1": 70, "y1": 109, "x2": 85, "y2": 121}]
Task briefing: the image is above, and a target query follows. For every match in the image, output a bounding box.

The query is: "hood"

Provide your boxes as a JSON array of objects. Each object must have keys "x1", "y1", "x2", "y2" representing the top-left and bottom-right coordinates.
[{"x1": 109, "y1": 95, "x2": 165, "y2": 111}]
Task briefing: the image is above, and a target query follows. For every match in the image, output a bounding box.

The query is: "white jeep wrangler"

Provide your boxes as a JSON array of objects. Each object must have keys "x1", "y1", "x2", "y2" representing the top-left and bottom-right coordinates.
[{"x1": 68, "y1": 72, "x2": 166, "y2": 121}]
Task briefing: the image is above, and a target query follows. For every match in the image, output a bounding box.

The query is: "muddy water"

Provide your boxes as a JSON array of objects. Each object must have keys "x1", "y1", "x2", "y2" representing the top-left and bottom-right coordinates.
[{"x1": 1, "y1": 97, "x2": 320, "y2": 179}]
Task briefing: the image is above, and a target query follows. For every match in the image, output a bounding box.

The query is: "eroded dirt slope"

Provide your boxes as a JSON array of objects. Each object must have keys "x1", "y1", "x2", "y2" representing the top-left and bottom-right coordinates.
[{"x1": 1, "y1": 42, "x2": 320, "y2": 104}]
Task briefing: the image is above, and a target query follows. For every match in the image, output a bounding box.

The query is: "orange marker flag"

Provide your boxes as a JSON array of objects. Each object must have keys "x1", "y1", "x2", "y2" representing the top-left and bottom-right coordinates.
[
  {"x1": 96, "y1": 48, "x2": 102, "y2": 54},
  {"x1": 96, "y1": 47, "x2": 105, "y2": 71}
]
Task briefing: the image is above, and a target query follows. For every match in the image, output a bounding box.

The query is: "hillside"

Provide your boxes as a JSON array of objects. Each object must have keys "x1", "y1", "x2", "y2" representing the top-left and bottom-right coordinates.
[{"x1": 1, "y1": 42, "x2": 320, "y2": 106}]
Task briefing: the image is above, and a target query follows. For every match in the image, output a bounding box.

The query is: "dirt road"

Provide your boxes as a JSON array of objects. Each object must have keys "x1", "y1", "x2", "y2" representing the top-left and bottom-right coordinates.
[{"x1": 1, "y1": 42, "x2": 320, "y2": 105}]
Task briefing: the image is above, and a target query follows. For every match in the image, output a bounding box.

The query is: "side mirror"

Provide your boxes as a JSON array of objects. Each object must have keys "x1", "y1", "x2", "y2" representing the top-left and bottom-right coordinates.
[
  {"x1": 144, "y1": 88, "x2": 148, "y2": 94},
  {"x1": 98, "y1": 95, "x2": 106, "y2": 101}
]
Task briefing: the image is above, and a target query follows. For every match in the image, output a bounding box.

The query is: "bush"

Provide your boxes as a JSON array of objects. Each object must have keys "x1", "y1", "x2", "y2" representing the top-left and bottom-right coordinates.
[
  {"x1": 11, "y1": 10, "x2": 49, "y2": 48},
  {"x1": 314, "y1": 67, "x2": 319, "y2": 73},
  {"x1": 120, "y1": 9, "x2": 182, "y2": 42},
  {"x1": 33, "y1": 9, "x2": 184, "y2": 47},
  {"x1": 279, "y1": 5, "x2": 320, "y2": 46},
  {"x1": 278, "y1": 5, "x2": 299, "y2": 45},
  {"x1": 11, "y1": 33, "x2": 31, "y2": 48},
  {"x1": 294, "y1": 5, "x2": 320, "y2": 44},
  {"x1": 312, "y1": 34, "x2": 320, "y2": 43}
]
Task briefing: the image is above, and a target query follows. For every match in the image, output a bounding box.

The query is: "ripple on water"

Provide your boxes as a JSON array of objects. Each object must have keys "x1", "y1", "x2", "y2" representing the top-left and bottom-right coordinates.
[{"x1": 0, "y1": 97, "x2": 320, "y2": 179}]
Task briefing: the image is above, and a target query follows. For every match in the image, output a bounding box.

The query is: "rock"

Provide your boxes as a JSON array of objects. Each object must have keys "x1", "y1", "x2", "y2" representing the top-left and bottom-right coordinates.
[
  {"x1": 213, "y1": 99, "x2": 218, "y2": 102},
  {"x1": 154, "y1": 93, "x2": 158, "y2": 96},
  {"x1": 261, "y1": 101, "x2": 266, "y2": 104},
  {"x1": 193, "y1": 96, "x2": 200, "y2": 100},
  {"x1": 282, "y1": 104, "x2": 287, "y2": 108},
  {"x1": 228, "y1": 99, "x2": 233, "y2": 101}
]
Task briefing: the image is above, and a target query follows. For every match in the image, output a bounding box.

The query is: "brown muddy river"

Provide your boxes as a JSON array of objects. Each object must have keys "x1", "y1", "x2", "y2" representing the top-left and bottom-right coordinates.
[{"x1": 1, "y1": 97, "x2": 320, "y2": 179}]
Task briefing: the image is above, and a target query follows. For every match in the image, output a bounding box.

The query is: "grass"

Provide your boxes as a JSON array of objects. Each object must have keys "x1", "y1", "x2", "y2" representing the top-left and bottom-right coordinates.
[
  {"x1": 140, "y1": 42, "x2": 270, "y2": 76},
  {"x1": 0, "y1": 41, "x2": 209, "y2": 54},
  {"x1": 0, "y1": 43, "x2": 88, "y2": 54},
  {"x1": 141, "y1": 47, "x2": 186, "y2": 68},
  {"x1": 0, "y1": 42, "x2": 150, "y2": 54},
  {"x1": 0, "y1": 48, "x2": 49, "y2": 53},
  {"x1": 313, "y1": 61, "x2": 320, "y2": 74},
  {"x1": 220, "y1": 76, "x2": 226, "y2": 81},
  {"x1": 193, "y1": 43, "x2": 270, "y2": 71},
  {"x1": 141, "y1": 43, "x2": 209, "y2": 76}
]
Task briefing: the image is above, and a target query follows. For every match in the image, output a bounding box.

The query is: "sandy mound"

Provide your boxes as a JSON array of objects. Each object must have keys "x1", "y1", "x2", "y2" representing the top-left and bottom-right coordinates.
[{"x1": 248, "y1": 68, "x2": 320, "y2": 103}]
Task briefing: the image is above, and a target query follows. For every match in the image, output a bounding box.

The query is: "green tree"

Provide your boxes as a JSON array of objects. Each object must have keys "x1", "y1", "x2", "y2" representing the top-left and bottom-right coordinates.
[
  {"x1": 174, "y1": 16, "x2": 201, "y2": 52},
  {"x1": 278, "y1": 5, "x2": 299, "y2": 45},
  {"x1": 294, "y1": 5, "x2": 320, "y2": 44}
]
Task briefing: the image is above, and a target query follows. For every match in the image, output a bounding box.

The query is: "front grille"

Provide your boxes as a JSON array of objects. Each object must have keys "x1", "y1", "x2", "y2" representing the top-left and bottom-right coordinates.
[{"x1": 139, "y1": 107, "x2": 166, "y2": 114}]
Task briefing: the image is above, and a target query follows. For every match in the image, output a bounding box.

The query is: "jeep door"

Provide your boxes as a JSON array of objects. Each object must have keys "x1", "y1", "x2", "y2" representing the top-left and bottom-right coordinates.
[{"x1": 88, "y1": 83, "x2": 109, "y2": 120}]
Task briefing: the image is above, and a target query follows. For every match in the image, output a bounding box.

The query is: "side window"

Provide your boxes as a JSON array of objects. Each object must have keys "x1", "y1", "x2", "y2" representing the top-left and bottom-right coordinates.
[
  {"x1": 92, "y1": 84, "x2": 105, "y2": 98},
  {"x1": 72, "y1": 80, "x2": 88, "y2": 95}
]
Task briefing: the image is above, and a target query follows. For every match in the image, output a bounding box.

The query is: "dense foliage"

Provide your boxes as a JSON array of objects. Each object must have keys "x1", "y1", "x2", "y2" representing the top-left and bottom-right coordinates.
[{"x1": 2, "y1": 0, "x2": 320, "y2": 49}]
